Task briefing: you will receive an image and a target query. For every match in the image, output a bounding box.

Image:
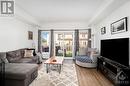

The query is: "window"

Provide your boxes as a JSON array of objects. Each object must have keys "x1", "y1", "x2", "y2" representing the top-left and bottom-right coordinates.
[
  {"x1": 41, "y1": 31, "x2": 50, "y2": 58},
  {"x1": 83, "y1": 41, "x2": 86, "y2": 46},
  {"x1": 41, "y1": 31, "x2": 50, "y2": 52},
  {"x1": 79, "y1": 30, "x2": 88, "y2": 48},
  {"x1": 82, "y1": 34, "x2": 85, "y2": 37}
]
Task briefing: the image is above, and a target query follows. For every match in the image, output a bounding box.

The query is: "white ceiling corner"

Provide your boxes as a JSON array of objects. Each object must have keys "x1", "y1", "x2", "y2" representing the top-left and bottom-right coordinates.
[{"x1": 88, "y1": 0, "x2": 130, "y2": 26}]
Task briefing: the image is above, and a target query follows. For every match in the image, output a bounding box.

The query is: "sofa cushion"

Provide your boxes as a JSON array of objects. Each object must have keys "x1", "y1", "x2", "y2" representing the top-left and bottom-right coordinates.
[
  {"x1": 20, "y1": 48, "x2": 27, "y2": 57},
  {"x1": 15, "y1": 58, "x2": 34, "y2": 63},
  {"x1": 0, "y1": 52, "x2": 8, "y2": 63},
  {"x1": 10, "y1": 56, "x2": 39, "y2": 63},
  {"x1": 76, "y1": 55, "x2": 93, "y2": 63},
  {"x1": 5, "y1": 63, "x2": 38, "y2": 80},
  {"x1": 6, "y1": 50, "x2": 21, "y2": 62},
  {"x1": 15, "y1": 50, "x2": 22, "y2": 58}
]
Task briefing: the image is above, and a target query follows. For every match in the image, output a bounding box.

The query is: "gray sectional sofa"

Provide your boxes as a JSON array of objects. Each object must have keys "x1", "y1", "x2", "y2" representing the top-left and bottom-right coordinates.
[
  {"x1": 6, "y1": 48, "x2": 39, "y2": 63},
  {"x1": 0, "y1": 48, "x2": 40, "y2": 86}
]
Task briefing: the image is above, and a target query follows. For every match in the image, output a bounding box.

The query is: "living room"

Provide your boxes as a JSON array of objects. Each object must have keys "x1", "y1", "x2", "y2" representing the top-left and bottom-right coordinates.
[{"x1": 0, "y1": 0, "x2": 130, "y2": 86}]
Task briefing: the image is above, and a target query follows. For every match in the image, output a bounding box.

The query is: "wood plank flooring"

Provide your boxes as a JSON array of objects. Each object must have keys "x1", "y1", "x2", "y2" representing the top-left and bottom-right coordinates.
[
  {"x1": 41, "y1": 59, "x2": 114, "y2": 86},
  {"x1": 75, "y1": 64, "x2": 114, "y2": 86}
]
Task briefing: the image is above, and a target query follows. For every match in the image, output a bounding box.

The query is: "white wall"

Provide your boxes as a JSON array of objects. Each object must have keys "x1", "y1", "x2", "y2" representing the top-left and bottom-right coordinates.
[
  {"x1": 94, "y1": 1, "x2": 130, "y2": 50},
  {"x1": 0, "y1": 5, "x2": 39, "y2": 52},
  {"x1": 41, "y1": 22, "x2": 89, "y2": 30},
  {"x1": 93, "y1": 1, "x2": 130, "y2": 66},
  {"x1": 0, "y1": 17, "x2": 38, "y2": 52}
]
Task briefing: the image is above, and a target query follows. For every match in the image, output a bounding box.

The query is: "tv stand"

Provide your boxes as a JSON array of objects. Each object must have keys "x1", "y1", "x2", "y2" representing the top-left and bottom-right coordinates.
[{"x1": 97, "y1": 56, "x2": 130, "y2": 86}]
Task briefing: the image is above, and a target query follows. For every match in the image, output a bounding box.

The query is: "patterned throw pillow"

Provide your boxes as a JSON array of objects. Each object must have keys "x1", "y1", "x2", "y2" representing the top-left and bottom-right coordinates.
[{"x1": 24, "y1": 50, "x2": 34, "y2": 57}]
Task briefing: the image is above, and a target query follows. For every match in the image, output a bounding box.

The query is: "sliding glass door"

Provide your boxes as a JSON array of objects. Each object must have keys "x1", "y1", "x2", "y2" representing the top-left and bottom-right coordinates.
[
  {"x1": 55, "y1": 32, "x2": 64, "y2": 57},
  {"x1": 39, "y1": 30, "x2": 90, "y2": 59},
  {"x1": 64, "y1": 32, "x2": 73, "y2": 57},
  {"x1": 54, "y1": 31, "x2": 73, "y2": 58}
]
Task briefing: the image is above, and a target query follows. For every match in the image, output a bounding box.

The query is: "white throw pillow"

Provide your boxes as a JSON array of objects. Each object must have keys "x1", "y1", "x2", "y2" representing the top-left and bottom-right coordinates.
[
  {"x1": 24, "y1": 50, "x2": 34, "y2": 57},
  {"x1": 89, "y1": 50, "x2": 99, "y2": 62}
]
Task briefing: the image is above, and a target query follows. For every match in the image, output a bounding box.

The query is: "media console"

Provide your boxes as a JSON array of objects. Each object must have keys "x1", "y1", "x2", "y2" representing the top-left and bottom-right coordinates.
[{"x1": 97, "y1": 56, "x2": 130, "y2": 86}]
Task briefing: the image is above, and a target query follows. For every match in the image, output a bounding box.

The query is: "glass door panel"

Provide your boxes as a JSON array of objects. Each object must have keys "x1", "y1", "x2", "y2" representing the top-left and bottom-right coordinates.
[
  {"x1": 64, "y1": 32, "x2": 73, "y2": 57},
  {"x1": 41, "y1": 31, "x2": 50, "y2": 58},
  {"x1": 55, "y1": 33, "x2": 64, "y2": 57}
]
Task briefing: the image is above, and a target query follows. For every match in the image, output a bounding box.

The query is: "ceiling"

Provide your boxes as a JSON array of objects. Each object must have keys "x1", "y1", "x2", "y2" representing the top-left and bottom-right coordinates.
[{"x1": 16, "y1": 0, "x2": 129, "y2": 25}]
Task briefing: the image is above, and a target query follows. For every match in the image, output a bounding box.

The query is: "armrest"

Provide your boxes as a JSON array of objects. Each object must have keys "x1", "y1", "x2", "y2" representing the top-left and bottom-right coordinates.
[{"x1": 35, "y1": 52, "x2": 43, "y2": 64}]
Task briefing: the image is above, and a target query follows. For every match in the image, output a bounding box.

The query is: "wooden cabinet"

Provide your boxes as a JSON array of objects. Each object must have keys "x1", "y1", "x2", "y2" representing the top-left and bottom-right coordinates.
[{"x1": 97, "y1": 57, "x2": 130, "y2": 86}]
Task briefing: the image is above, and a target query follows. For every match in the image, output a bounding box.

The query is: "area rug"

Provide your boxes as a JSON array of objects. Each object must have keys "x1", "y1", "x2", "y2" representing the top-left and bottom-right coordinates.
[{"x1": 30, "y1": 63, "x2": 79, "y2": 86}]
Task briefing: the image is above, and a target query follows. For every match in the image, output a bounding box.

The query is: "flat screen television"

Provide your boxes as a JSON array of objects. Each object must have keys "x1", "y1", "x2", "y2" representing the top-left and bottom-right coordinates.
[{"x1": 100, "y1": 38, "x2": 129, "y2": 67}]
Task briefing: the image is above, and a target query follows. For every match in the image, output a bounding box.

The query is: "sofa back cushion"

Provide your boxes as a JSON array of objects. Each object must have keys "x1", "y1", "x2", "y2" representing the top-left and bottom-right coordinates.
[
  {"x1": 0, "y1": 52, "x2": 8, "y2": 63},
  {"x1": 6, "y1": 50, "x2": 22, "y2": 62},
  {"x1": 20, "y1": 48, "x2": 28, "y2": 57},
  {"x1": 15, "y1": 50, "x2": 22, "y2": 58}
]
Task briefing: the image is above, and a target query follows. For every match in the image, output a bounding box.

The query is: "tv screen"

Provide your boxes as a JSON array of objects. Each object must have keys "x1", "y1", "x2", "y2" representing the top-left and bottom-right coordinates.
[{"x1": 101, "y1": 38, "x2": 129, "y2": 67}]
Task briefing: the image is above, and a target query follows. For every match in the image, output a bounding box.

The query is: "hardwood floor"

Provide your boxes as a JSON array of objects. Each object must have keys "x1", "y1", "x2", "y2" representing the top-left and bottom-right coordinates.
[
  {"x1": 75, "y1": 64, "x2": 114, "y2": 86},
  {"x1": 41, "y1": 59, "x2": 114, "y2": 86}
]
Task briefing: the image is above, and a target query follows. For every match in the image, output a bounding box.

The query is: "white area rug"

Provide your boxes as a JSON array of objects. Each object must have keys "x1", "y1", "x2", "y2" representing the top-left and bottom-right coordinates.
[{"x1": 30, "y1": 63, "x2": 79, "y2": 86}]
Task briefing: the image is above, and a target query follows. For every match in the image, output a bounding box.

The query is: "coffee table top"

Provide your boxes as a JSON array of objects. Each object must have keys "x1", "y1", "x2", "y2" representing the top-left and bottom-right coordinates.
[{"x1": 44, "y1": 57, "x2": 64, "y2": 64}]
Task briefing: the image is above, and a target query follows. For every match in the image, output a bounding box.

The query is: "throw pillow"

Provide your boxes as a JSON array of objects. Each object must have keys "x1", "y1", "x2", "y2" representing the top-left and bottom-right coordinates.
[
  {"x1": 78, "y1": 47, "x2": 87, "y2": 56},
  {"x1": 27, "y1": 48, "x2": 36, "y2": 56},
  {"x1": 89, "y1": 51, "x2": 95, "y2": 58},
  {"x1": 86, "y1": 51, "x2": 91, "y2": 57},
  {"x1": 86, "y1": 48, "x2": 98, "y2": 56},
  {"x1": 24, "y1": 50, "x2": 34, "y2": 57}
]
